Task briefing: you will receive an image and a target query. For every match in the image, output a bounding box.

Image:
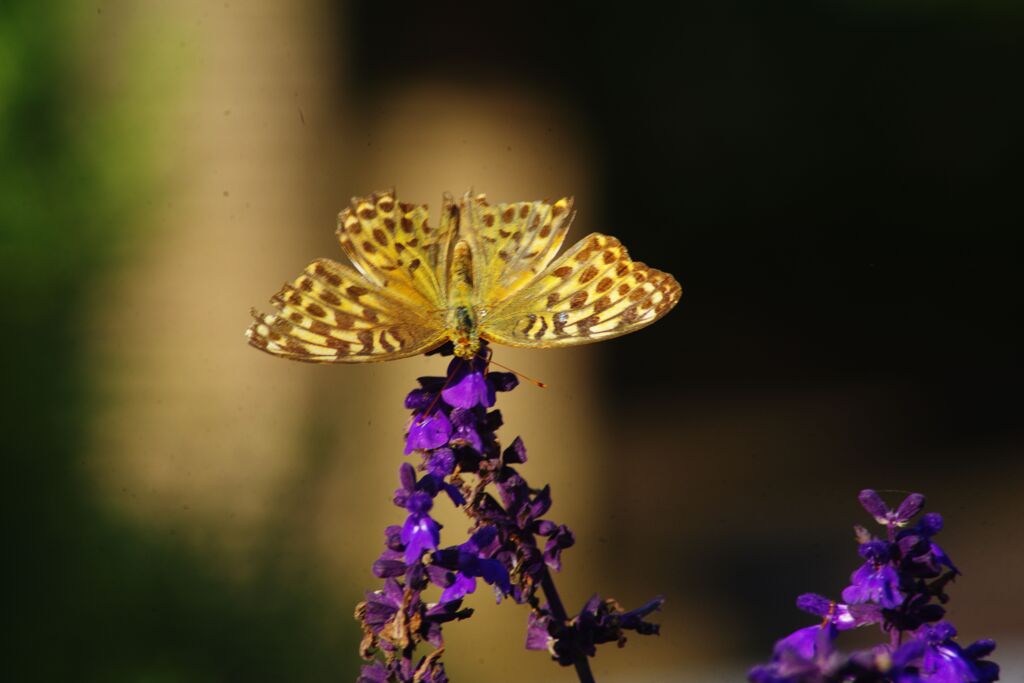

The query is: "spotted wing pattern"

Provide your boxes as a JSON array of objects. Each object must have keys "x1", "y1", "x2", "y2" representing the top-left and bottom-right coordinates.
[
  {"x1": 336, "y1": 190, "x2": 455, "y2": 307},
  {"x1": 246, "y1": 258, "x2": 446, "y2": 363},
  {"x1": 480, "y1": 233, "x2": 681, "y2": 347},
  {"x1": 462, "y1": 193, "x2": 574, "y2": 303}
]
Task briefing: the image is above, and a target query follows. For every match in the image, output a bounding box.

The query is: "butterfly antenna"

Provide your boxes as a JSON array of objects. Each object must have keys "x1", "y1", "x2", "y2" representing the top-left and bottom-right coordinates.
[{"x1": 476, "y1": 351, "x2": 548, "y2": 389}]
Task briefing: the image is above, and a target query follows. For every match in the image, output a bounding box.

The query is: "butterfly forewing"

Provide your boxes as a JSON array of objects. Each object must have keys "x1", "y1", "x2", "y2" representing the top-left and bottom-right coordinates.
[
  {"x1": 247, "y1": 258, "x2": 446, "y2": 363},
  {"x1": 463, "y1": 194, "x2": 574, "y2": 302},
  {"x1": 480, "y1": 233, "x2": 681, "y2": 347},
  {"x1": 336, "y1": 190, "x2": 454, "y2": 309}
]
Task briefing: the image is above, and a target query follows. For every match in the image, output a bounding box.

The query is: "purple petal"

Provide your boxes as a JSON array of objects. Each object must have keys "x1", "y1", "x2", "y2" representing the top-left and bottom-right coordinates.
[
  {"x1": 894, "y1": 493, "x2": 925, "y2": 524},
  {"x1": 405, "y1": 411, "x2": 452, "y2": 453},
  {"x1": 442, "y1": 362, "x2": 495, "y2": 409},
  {"x1": 439, "y1": 572, "x2": 477, "y2": 604},
  {"x1": 405, "y1": 490, "x2": 434, "y2": 515},
  {"x1": 358, "y1": 662, "x2": 390, "y2": 683},
  {"x1": 488, "y1": 371, "x2": 519, "y2": 392},
  {"x1": 402, "y1": 513, "x2": 441, "y2": 564},
  {"x1": 526, "y1": 612, "x2": 553, "y2": 651},
  {"x1": 858, "y1": 489, "x2": 891, "y2": 523},
  {"x1": 503, "y1": 436, "x2": 528, "y2": 464}
]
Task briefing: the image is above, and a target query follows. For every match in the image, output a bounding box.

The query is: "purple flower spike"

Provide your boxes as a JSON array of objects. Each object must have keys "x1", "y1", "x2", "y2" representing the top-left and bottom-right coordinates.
[
  {"x1": 749, "y1": 490, "x2": 999, "y2": 683},
  {"x1": 359, "y1": 340, "x2": 662, "y2": 680}
]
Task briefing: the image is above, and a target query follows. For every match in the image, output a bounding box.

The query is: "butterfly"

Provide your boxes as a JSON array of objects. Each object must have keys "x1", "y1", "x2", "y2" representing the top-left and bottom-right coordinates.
[{"x1": 246, "y1": 190, "x2": 681, "y2": 363}]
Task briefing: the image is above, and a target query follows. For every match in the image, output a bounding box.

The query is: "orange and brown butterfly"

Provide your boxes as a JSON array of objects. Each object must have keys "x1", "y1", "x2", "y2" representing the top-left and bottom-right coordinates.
[{"x1": 246, "y1": 190, "x2": 682, "y2": 363}]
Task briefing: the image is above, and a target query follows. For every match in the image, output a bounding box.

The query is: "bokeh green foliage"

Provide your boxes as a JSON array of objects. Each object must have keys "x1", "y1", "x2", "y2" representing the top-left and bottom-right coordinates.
[{"x1": 2, "y1": 3, "x2": 355, "y2": 680}]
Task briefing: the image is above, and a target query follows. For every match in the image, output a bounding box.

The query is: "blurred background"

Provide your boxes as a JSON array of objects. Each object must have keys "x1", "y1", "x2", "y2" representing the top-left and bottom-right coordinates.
[{"x1": 4, "y1": 1, "x2": 1022, "y2": 681}]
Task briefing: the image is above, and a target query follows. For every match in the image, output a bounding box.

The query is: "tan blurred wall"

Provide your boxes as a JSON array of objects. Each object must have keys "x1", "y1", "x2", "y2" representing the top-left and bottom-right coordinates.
[{"x1": 86, "y1": 2, "x2": 612, "y2": 680}]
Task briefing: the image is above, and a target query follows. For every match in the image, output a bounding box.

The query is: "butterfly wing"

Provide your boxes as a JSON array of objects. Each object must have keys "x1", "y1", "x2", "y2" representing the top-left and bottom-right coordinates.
[
  {"x1": 480, "y1": 233, "x2": 681, "y2": 347},
  {"x1": 247, "y1": 258, "x2": 446, "y2": 363},
  {"x1": 460, "y1": 193, "x2": 575, "y2": 303},
  {"x1": 336, "y1": 190, "x2": 455, "y2": 307}
]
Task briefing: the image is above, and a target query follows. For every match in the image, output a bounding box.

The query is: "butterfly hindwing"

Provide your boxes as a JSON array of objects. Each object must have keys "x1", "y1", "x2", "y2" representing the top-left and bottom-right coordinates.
[
  {"x1": 480, "y1": 233, "x2": 681, "y2": 347},
  {"x1": 462, "y1": 193, "x2": 574, "y2": 302},
  {"x1": 336, "y1": 190, "x2": 454, "y2": 308},
  {"x1": 246, "y1": 258, "x2": 446, "y2": 363}
]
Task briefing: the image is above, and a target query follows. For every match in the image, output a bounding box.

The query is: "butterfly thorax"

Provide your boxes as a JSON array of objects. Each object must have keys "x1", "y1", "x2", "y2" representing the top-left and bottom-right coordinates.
[{"x1": 448, "y1": 239, "x2": 481, "y2": 359}]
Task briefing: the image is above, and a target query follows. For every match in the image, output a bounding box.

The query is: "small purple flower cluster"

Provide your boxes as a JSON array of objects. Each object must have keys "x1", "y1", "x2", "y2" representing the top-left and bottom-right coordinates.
[
  {"x1": 748, "y1": 490, "x2": 999, "y2": 683},
  {"x1": 356, "y1": 343, "x2": 663, "y2": 682}
]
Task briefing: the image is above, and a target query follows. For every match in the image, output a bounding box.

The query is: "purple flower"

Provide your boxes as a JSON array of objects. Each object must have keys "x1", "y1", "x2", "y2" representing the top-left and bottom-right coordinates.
[
  {"x1": 842, "y1": 561, "x2": 904, "y2": 609},
  {"x1": 441, "y1": 358, "x2": 496, "y2": 408},
  {"x1": 405, "y1": 410, "x2": 452, "y2": 453},
  {"x1": 748, "y1": 622, "x2": 839, "y2": 683},
  {"x1": 841, "y1": 541, "x2": 904, "y2": 609},
  {"x1": 795, "y1": 594, "x2": 881, "y2": 631},
  {"x1": 402, "y1": 491, "x2": 441, "y2": 564},
  {"x1": 434, "y1": 526, "x2": 512, "y2": 604},
  {"x1": 910, "y1": 622, "x2": 1000, "y2": 683},
  {"x1": 859, "y1": 490, "x2": 925, "y2": 528}
]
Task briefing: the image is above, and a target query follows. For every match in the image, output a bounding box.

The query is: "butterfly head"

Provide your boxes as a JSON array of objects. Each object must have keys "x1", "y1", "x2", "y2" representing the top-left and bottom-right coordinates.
[{"x1": 450, "y1": 305, "x2": 481, "y2": 359}]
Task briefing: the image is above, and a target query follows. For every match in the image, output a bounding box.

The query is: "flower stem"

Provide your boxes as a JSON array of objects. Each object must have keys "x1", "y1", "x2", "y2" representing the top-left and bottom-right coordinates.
[{"x1": 540, "y1": 568, "x2": 596, "y2": 683}]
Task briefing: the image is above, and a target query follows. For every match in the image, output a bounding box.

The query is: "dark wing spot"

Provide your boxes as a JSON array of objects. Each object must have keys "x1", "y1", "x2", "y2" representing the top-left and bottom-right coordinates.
[
  {"x1": 323, "y1": 336, "x2": 349, "y2": 350},
  {"x1": 378, "y1": 330, "x2": 395, "y2": 353},
  {"x1": 579, "y1": 265, "x2": 599, "y2": 284},
  {"x1": 346, "y1": 285, "x2": 368, "y2": 298},
  {"x1": 552, "y1": 203, "x2": 566, "y2": 217},
  {"x1": 363, "y1": 308, "x2": 379, "y2": 323},
  {"x1": 359, "y1": 207, "x2": 377, "y2": 220},
  {"x1": 546, "y1": 292, "x2": 560, "y2": 308},
  {"x1": 603, "y1": 250, "x2": 617, "y2": 264},
  {"x1": 383, "y1": 217, "x2": 396, "y2": 230},
  {"x1": 593, "y1": 295, "x2": 612, "y2": 313},
  {"x1": 400, "y1": 217, "x2": 414, "y2": 232},
  {"x1": 539, "y1": 224, "x2": 552, "y2": 238},
  {"x1": 618, "y1": 283, "x2": 630, "y2": 296},
  {"x1": 519, "y1": 204, "x2": 530, "y2": 218},
  {"x1": 306, "y1": 302, "x2": 326, "y2": 318},
  {"x1": 575, "y1": 314, "x2": 600, "y2": 334},
  {"x1": 553, "y1": 311, "x2": 569, "y2": 336},
  {"x1": 552, "y1": 266, "x2": 572, "y2": 278},
  {"x1": 483, "y1": 213, "x2": 495, "y2": 227},
  {"x1": 362, "y1": 241, "x2": 377, "y2": 254},
  {"x1": 569, "y1": 291, "x2": 588, "y2": 309},
  {"x1": 373, "y1": 228, "x2": 388, "y2": 246},
  {"x1": 378, "y1": 198, "x2": 395, "y2": 212},
  {"x1": 357, "y1": 329, "x2": 374, "y2": 353},
  {"x1": 502, "y1": 207, "x2": 515, "y2": 223},
  {"x1": 533, "y1": 314, "x2": 549, "y2": 339},
  {"x1": 320, "y1": 290, "x2": 341, "y2": 306},
  {"x1": 615, "y1": 262, "x2": 629, "y2": 277},
  {"x1": 409, "y1": 258, "x2": 421, "y2": 272},
  {"x1": 310, "y1": 320, "x2": 331, "y2": 336},
  {"x1": 289, "y1": 312, "x2": 303, "y2": 323},
  {"x1": 596, "y1": 277, "x2": 613, "y2": 293}
]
